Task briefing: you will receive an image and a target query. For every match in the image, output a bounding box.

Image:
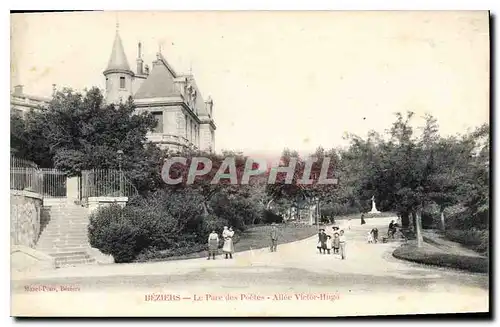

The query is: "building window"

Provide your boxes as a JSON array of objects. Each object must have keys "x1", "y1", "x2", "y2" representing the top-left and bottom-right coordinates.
[
  {"x1": 120, "y1": 77, "x2": 126, "y2": 89},
  {"x1": 152, "y1": 111, "x2": 163, "y2": 133}
]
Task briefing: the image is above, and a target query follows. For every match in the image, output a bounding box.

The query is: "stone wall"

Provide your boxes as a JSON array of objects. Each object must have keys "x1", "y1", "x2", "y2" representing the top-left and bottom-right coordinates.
[
  {"x1": 10, "y1": 190, "x2": 43, "y2": 248},
  {"x1": 87, "y1": 196, "x2": 129, "y2": 214}
]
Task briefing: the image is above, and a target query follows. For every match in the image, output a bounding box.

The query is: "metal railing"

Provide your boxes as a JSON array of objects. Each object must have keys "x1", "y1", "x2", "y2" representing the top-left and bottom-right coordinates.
[
  {"x1": 11, "y1": 156, "x2": 138, "y2": 200},
  {"x1": 81, "y1": 169, "x2": 137, "y2": 199},
  {"x1": 10, "y1": 167, "x2": 67, "y2": 198}
]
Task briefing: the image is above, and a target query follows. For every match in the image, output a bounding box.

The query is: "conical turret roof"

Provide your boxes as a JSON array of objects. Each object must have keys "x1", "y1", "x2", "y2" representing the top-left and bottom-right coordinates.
[{"x1": 104, "y1": 29, "x2": 132, "y2": 74}]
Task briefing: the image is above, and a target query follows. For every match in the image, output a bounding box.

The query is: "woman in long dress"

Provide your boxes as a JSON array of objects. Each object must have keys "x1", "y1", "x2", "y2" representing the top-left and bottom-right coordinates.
[
  {"x1": 222, "y1": 226, "x2": 235, "y2": 259},
  {"x1": 207, "y1": 230, "x2": 219, "y2": 260}
]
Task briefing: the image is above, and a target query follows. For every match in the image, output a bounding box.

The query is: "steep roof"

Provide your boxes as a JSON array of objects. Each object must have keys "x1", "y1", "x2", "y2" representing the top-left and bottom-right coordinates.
[
  {"x1": 104, "y1": 30, "x2": 132, "y2": 73},
  {"x1": 134, "y1": 56, "x2": 180, "y2": 99}
]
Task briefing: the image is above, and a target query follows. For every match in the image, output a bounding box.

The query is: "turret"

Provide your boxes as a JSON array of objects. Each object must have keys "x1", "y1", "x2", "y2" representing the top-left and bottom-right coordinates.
[{"x1": 103, "y1": 25, "x2": 134, "y2": 104}]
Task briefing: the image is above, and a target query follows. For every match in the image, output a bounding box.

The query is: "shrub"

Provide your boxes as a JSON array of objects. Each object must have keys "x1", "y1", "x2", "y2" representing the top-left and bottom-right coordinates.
[
  {"x1": 262, "y1": 210, "x2": 283, "y2": 224},
  {"x1": 445, "y1": 229, "x2": 489, "y2": 256},
  {"x1": 202, "y1": 214, "x2": 228, "y2": 235},
  {"x1": 88, "y1": 204, "x2": 143, "y2": 263}
]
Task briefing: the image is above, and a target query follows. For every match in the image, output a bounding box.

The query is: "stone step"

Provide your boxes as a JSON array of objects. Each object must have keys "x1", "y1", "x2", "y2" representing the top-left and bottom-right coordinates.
[
  {"x1": 37, "y1": 246, "x2": 91, "y2": 254},
  {"x1": 37, "y1": 243, "x2": 90, "y2": 249},
  {"x1": 37, "y1": 238, "x2": 89, "y2": 244},
  {"x1": 39, "y1": 233, "x2": 88, "y2": 241},
  {"x1": 40, "y1": 228, "x2": 88, "y2": 232},
  {"x1": 55, "y1": 258, "x2": 96, "y2": 267},
  {"x1": 51, "y1": 251, "x2": 91, "y2": 259},
  {"x1": 39, "y1": 228, "x2": 88, "y2": 233}
]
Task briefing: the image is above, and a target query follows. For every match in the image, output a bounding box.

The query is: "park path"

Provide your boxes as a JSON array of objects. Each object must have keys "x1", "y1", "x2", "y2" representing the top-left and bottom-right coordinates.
[{"x1": 11, "y1": 216, "x2": 489, "y2": 316}]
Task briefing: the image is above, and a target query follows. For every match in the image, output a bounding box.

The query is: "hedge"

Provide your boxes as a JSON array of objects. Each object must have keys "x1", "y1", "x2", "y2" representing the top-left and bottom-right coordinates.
[{"x1": 393, "y1": 244, "x2": 488, "y2": 273}]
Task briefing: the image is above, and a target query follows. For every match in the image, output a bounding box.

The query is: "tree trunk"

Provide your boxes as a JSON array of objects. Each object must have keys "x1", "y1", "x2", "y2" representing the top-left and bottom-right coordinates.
[
  {"x1": 409, "y1": 212, "x2": 415, "y2": 232},
  {"x1": 266, "y1": 199, "x2": 274, "y2": 210},
  {"x1": 401, "y1": 212, "x2": 410, "y2": 228},
  {"x1": 440, "y1": 207, "x2": 446, "y2": 232},
  {"x1": 202, "y1": 202, "x2": 209, "y2": 217},
  {"x1": 415, "y1": 209, "x2": 424, "y2": 248}
]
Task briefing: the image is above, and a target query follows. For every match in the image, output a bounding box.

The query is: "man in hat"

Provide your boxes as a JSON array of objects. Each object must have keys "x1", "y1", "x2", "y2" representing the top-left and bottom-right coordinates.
[{"x1": 270, "y1": 223, "x2": 279, "y2": 252}]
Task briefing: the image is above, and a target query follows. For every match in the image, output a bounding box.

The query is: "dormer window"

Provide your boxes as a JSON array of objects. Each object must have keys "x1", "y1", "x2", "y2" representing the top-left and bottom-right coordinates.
[{"x1": 120, "y1": 77, "x2": 126, "y2": 89}]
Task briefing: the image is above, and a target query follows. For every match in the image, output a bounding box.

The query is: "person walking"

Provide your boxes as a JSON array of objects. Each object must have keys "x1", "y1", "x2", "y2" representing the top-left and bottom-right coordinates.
[
  {"x1": 361, "y1": 213, "x2": 366, "y2": 225},
  {"x1": 270, "y1": 223, "x2": 279, "y2": 252},
  {"x1": 207, "y1": 230, "x2": 219, "y2": 260},
  {"x1": 339, "y1": 229, "x2": 347, "y2": 260},
  {"x1": 222, "y1": 226, "x2": 235, "y2": 259},
  {"x1": 372, "y1": 227, "x2": 379, "y2": 243}
]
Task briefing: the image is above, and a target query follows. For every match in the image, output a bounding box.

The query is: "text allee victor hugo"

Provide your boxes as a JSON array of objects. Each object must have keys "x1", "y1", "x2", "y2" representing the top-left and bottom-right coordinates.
[{"x1": 145, "y1": 292, "x2": 340, "y2": 302}]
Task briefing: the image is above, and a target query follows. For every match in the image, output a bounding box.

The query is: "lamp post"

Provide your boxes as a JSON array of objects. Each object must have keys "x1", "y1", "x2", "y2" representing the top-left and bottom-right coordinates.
[{"x1": 117, "y1": 150, "x2": 124, "y2": 197}]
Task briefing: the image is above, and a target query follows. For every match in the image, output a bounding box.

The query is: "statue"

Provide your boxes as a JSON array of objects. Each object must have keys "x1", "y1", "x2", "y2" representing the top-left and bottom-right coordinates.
[{"x1": 369, "y1": 195, "x2": 381, "y2": 214}]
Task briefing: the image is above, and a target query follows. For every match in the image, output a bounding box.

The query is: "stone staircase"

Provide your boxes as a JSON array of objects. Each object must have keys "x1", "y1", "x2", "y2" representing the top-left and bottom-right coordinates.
[{"x1": 36, "y1": 203, "x2": 96, "y2": 268}]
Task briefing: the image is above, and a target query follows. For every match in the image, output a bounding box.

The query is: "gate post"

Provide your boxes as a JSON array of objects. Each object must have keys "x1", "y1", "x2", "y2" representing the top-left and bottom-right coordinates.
[{"x1": 66, "y1": 176, "x2": 80, "y2": 203}]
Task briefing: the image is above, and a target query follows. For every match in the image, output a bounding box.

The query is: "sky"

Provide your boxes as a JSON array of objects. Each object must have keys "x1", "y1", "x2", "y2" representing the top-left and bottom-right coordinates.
[{"x1": 10, "y1": 11, "x2": 489, "y2": 157}]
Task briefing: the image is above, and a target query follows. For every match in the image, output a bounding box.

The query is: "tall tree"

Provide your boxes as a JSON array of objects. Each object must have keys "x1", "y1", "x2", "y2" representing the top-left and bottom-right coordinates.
[{"x1": 11, "y1": 87, "x2": 164, "y2": 194}]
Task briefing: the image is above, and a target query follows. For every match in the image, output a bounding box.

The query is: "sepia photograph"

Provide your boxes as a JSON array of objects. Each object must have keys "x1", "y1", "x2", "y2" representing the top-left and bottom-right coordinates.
[{"x1": 9, "y1": 10, "x2": 490, "y2": 317}]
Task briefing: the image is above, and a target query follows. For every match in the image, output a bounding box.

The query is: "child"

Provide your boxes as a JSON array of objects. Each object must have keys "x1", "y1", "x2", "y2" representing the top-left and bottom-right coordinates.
[
  {"x1": 367, "y1": 231, "x2": 374, "y2": 244},
  {"x1": 326, "y1": 235, "x2": 332, "y2": 254},
  {"x1": 339, "y1": 230, "x2": 346, "y2": 260},
  {"x1": 332, "y1": 232, "x2": 340, "y2": 254}
]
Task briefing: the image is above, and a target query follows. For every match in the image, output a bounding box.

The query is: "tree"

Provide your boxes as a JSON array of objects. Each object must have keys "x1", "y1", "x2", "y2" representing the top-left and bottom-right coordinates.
[{"x1": 11, "y1": 87, "x2": 164, "y2": 194}]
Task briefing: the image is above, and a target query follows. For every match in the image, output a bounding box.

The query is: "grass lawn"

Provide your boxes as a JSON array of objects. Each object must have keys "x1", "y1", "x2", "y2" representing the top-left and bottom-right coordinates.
[
  {"x1": 135, "y1": 223, "x2": 318, "y2": 263},
  {"x1": 392, "y1": 242, "x2": 488, "y2": 273}
]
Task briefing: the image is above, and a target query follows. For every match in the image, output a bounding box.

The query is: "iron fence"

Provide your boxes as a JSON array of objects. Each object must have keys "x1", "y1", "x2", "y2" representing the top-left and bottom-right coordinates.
[
  {"x1": 81, "y1": 169, "x2": 137, "y2": 199},
  {"x1": 11, "y1": 156, "x2": 137, "y2": 200},
  {"x1": 10, "y1": 167, "x2": 67, "y2": 198},
  {"x1": 11, "y1": 156, "x2": 39, "y2": 169}
]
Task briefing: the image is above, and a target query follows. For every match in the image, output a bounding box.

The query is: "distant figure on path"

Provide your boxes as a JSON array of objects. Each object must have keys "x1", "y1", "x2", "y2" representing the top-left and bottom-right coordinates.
[
  {"x1": 317, "y1": 228, "x2": 328, "y2": 254},
  {"x1": 361, "y1": 213, "x2": 366, "y2": 225},
  {"x1": 270, "y1": 223, "x2": 279, "y2": 252},
  {"x1": 339, "y1": 230, "x2": 347, "y2": 260},
  {"x1": 367, "y1": 231, "x2": 374, "y2": 244},
  {"x1": 371, "y1": 227, "x2": 379, "y2": 243},
  {"x1": 326, "y1": 235, "x2": 332, "y2": 254},
  {"x1": 207, "y1": 230, "x2": 219, "y2": 260},
  {"x1": 388, "y1": 220, "x2": 396, "y2": 239},
  {"x1": 347, "y1": 217, "x2": 352, "y2": 230},
  {"x1": 332, "y1": 232, "x2": 340, "y2": 254},
  {"x1": 222, "y1": 226, "x2": 235, "y2": 259}
]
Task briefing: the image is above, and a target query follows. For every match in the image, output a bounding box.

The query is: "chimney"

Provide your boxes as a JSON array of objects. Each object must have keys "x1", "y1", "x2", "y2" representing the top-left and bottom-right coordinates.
[
  {"x1": 14, "y1": 85, "x2": 23, "y2": 96},
  {"x1": 136, "y1": 42, "x2": 144, "y2": 75},
  {"x1": 144, "y1": 64, "x2": 150, "y2": 75}
]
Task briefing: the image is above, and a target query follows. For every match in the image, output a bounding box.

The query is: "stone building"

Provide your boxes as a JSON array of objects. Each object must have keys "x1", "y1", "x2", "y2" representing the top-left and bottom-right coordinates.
[
  {"x1": 10, "y1": 28, "x2": 216, "y2": 152},
  {"x1": 10, "y1": 85, "x2": 51, "y2": 118}
]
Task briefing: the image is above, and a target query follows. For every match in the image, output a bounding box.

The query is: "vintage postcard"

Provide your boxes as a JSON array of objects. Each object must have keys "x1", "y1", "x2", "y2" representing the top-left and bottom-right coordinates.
[{"x1": 10, "y1": 11, "x2": 489, "y2": 317}]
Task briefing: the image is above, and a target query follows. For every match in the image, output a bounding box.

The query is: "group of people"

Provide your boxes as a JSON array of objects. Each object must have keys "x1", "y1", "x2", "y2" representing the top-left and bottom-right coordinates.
[
  {"x1": 207, "y1": 226, "x2": 235, "y2": 260},
  {"x1": 366, "y1": 220, "x2": 400, "y2": 244},
  {"x1": 317, "y1": 226, "x2": 347, "y2": 260}
]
